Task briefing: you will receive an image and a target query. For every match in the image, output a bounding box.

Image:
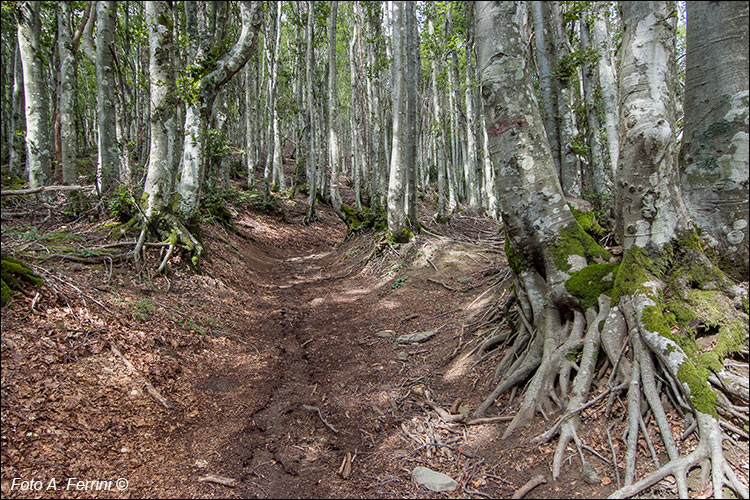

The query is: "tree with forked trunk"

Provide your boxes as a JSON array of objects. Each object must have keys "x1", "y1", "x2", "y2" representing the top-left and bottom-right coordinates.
[{"x1": 475, "y1": 2, "x2": 748, "y2": 497}]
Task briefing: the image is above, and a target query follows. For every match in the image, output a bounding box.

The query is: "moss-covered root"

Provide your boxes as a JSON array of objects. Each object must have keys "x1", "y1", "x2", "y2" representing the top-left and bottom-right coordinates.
[
  {"x1": 615, "y1": 292, "x2": 749, "y2": 500},
  {"x1": 608, "y1": 412, "x2": 749, "y2": 499},
  {"x1": 1, "y1": 254, "x2": 44, "y2": 306}
]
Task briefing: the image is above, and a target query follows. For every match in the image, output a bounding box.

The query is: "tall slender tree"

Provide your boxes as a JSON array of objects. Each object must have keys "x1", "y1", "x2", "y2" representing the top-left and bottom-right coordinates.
[{"x1": 17, "y1": 1, "x2": 51, "y2": 189}]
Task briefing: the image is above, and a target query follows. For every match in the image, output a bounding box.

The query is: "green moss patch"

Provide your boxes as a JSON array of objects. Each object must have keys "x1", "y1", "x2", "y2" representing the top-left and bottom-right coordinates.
[
  {"x1": 552, "y1": 222, "x2": 611, "y2": 272},
  {"x1": 565, "y1": 262, "x2": 619, "y2": 310},
  {"x1": 1, "y1": 254, "x2": 44, "y2": 306},
  {"x1": 569, "y1": 206, "x2": 605, "y2": 239},
  {"x1": 505, "y1": 235, "x2": 530, "y2": 274}
]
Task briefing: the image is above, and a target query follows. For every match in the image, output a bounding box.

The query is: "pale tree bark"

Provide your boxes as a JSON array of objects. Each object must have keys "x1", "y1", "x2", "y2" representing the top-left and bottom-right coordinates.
[
  {"x1": 328, "y1": 1, "x2": 343, "y2": 219},
  {"x1": 176, "y1": 1, "x2": 264, "y2": 219},
  {"x1": 464, "y1": 4, "x2": 480, "y2": 209},
  {"x1": 616, "y1": 2, "x2": 691, "y2": 251},
  {"x1": 303, "y1": 0, "x2": 318, "y2": 224},
  {"x1": 143, "y1": 0, "x2": 176, "y2": 218},
  {"x1": 387, "y1": 1, "x2": 408, "y2": 241},
  {"x1": 404, "y1": 1, "x2": 419, "y2": 231},
  {"x1": 428, "y1": 17, "x2": 447, "y2": 221},
  {"x1": 531, "y1": 1, "x2": 562, "y2": 181},
  {"x1": 17, "y1": 1, "x2": 52, "y2": 189},
  {"x1": 550, "y1": 1, "x2": 582, "y2": 197},
  {"x1": 9, "y1": 41, "x2": 25, "y2": 179},
  {"x1": 349, "y1": 8, "x2": 361, "y2": 210},
  {"x1": 58, "y1": 2, "x2": 78, "y2": 185},
  {"x1": 579, "y1": 13, "x2": 610, "y2": 199},
  {"x1": 95, "y1": 1, "x2": 119, "y2": 195},
  {"x1": 245, "y1": 64, "x2": 256, "y2": 188},
  {"x1": 475, "y1": 6, "x2": 748, "y2": 499},
  {"x1": 680, "y1": 1, "x2": 749, "y2": 278},
  {"x1": 271, "y1": 1, "x2": 285, "y2": 193},
  {"x1": 591, "y1": 1, "x2": 619, "y2": 176}
]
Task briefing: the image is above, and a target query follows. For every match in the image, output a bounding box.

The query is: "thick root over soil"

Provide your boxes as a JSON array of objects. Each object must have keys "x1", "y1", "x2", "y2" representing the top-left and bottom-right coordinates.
[{"x1": 474, "y1": 254, "x2": 749, "y2": 499}]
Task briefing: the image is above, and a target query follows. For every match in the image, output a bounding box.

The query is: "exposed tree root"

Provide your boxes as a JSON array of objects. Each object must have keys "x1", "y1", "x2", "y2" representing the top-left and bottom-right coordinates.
[{"x1": 470, "y1": 248, "x2": 749, "y2": 499}]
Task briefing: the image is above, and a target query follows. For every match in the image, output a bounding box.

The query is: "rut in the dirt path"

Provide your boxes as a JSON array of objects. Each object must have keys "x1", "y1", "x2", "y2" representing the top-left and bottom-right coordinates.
[{"x1": 208, "y1": 245, "x2": 365, "y2": 498}]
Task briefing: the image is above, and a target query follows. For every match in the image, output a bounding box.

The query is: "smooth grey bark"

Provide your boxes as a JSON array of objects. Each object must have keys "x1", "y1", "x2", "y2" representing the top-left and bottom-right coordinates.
[
  {"x1": 464, "y1": 4, "x2": 480, "y2": 209},
  {"x1": 245, "y1": 64, "x2": 256, "y2": 188},
  {"x1": 579, "y1": 14, "x2": 610, "y2": 199},
  {"x1": 328, "y1": 1, "x2": 343, "y2": 218},
  {"x1": 176, "y1": 1, "x2": 263, "y2": 219},
  {"x1": 58, "y1": 2, "x2": 78, "y2": 185},
  {"x1": 476, "y1": 1, "x2": 577, "y2": 287},
  {"x1": 550, "y1": 1, "x2": 582, "y2": 197},
  {"x1": 616, "y1": 1, "x2": 691, "y2": 252},
  {"x1": 95, "y1": 1, "x2": 119, "y2": 195},
  {"x1": 271, "y1": 1, "x2": 285, "y2": 193},
  {"x1": 304, "y1": 0, "x2": 317, "y2": 223},
  {"x1": 428, "y1": 18, "x2": 447, "y2": 220},
  {"x1": 531, "y1": 2, "x2": 561, "y2": 180},
  {"x1": 592, "y1": 1, "x2": 619, "y2": 176},
  {"x1": 404, "y1": 1, "x2": 419, "y2": 231},
  {"x1": 349, "y1": 3, "x2": 362, "y2": 210},
  {"x1": 387, "y1": 1, "x2": 408, "y2": 240},
  {"x1": 680, "y1": 1, "x2": 749, "y2": 277},
  {"x1": 143, "y1": 1, "x2": 176, "y2": 217},
  {"x1": 9, "y1": 41, "x2": 25, "y2": 179},
  {"x1": 17, "y1": 1, "x2": 52, "y2": 188}
]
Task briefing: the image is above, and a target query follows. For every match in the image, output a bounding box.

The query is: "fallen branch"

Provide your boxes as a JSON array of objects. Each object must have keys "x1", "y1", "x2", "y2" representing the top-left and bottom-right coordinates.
[
  {"x1": 111, "y1": 343, "x2": 174, "y2": 410},
  {"x1": 511, "y1": 474, "x2": 546, "y2": 499},
  {"x1": 302, "y1": 404, "x2": 339, "y2": 434},
  {"x1": 427, "y1": 278, "x2": 458, "y2": 292},
  {"x1": 197, "y1": 474, "x2": 236, "y2": 487},
  {"x1": 1, "y1": 184, "x2": 94, "y2": 197}
]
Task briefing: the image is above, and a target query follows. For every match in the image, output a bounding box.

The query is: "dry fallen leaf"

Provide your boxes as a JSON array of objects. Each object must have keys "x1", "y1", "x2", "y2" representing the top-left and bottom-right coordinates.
[{"x1": 601, "y1": 476, "x2": 612, "y2": 485}]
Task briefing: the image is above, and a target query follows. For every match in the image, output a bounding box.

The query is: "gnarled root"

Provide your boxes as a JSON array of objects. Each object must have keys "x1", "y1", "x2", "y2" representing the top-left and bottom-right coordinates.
[{"x1": 476, "y1": 262, "x2": 749, "y2": 499}]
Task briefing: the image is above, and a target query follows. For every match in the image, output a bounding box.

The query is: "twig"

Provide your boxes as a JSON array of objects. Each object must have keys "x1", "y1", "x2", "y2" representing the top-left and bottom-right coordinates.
[
  {"x1": 426, "y1": 257, "x2": 438, "y2": 272},
  {"x1": 197, "y1": 474, "x2": 236, "y2": 487},
  {"x1": 607, "y1": 423, "x2": 621, "y2": 489},
  {"x1": 302, "y1": 404, "x2": 338, "y2": 434},
  {"x1": 511, "y1": 474, "x2": 546, "y2": 499},
  {"x1": 111, "y1": 343, "x2": 174, "y2": 410}
]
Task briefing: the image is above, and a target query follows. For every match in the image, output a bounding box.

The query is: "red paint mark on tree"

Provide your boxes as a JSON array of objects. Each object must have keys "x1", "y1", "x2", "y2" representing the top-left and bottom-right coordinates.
[{"x1": 487, "y1": 117, "x2": 527, "y2": 138}]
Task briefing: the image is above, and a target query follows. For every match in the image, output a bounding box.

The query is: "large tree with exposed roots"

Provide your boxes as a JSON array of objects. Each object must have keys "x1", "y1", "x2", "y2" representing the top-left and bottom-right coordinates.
[{"x1": 475, "y1": 2, "x2": 748, "y2": 498}]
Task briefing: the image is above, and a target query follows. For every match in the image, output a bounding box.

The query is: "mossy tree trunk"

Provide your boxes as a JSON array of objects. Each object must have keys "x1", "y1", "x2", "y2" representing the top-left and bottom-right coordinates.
[
  {"x1": 679, "y1": 1, "x2": 749, "y2": 280},
  {"x1": 476, "y1": 2, "x2": 748, "y2": 497}
]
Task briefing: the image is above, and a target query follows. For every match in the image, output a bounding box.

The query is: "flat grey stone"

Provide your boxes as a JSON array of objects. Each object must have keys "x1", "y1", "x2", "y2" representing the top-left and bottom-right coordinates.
[
  {"x1": 374, "y1": 330, "x2": 395, "y2": 338},
  {"x1": 457, "y1": 276, "x2": 473, "y2": 284},
  {"x1": 582, "y1": 462, "x2": 600, "y2": 485},
  {"x1": 411, "y1": 466, "x2": 459, "y2": 492},
  {"x1": 396, "y1": 330, "x2": 437, "y2": 344}
]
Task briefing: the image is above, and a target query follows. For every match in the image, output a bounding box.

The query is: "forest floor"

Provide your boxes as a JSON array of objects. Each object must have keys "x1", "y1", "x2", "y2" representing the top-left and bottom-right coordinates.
[{"x1": 2, "y1": 175, "x2": 748, "y2": 499}]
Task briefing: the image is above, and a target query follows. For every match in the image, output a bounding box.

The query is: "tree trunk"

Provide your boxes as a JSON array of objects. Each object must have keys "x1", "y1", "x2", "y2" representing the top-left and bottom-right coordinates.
[
  {"x1": 404, "y1": 2, "x2": 419, "y2": 231},
  {"x1": 143, "y1": 0, "x2": 176, "y2": 218},
  {"x1": 428, "y1": 18, "x2": 447, "y2": 221},
  {"x1": 387, "y1": 1, "x2": 409, "y2": 242},
  {"x1": 328, "y1": 1, "x2": 343, "y2": 218},
  {"x1": 10, "y1": 41, "x2": 25, "y2": 179},
  {"x1": 17, "y1": 1, "x2": 52, "y2": 189},
  {"x1": 176, "y1": 1, "x2": 264, "y2": 219},
  {"x1": 680, "y1": 1, "x2": 749, "y2": 278},
  {"x1": 58, "y1": 2, "x2": 77, "y2": 186},
  {"x1": 304, "y1": 0, "x2": 317, "y2": 223},
  {"x1": 95, "y1": 1, "x2": 119, "y2": 195},
  {"x1": 591, "y1": 1, "x2": 619, "y2": 176},
  {"x1": 550, "y1": 1, "x2": 582, "y2": 198},
  {"x1": 464, "y1": 4, "x2": 480, "y2": 210},
  {"x1": 579, "y1": 14, "x2": 610, "y2": 201},
  {"x1": 271, "y1": 1, "x2": 285, "y2": 193},
  {"x1": 531, "y1": 1, "x2": 562, "y2": 182}
]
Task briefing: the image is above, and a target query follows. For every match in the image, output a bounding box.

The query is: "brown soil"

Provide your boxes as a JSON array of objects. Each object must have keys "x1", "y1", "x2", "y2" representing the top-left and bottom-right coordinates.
[{"x1": 2, "y1": 182, "x2": 747, "y2": 499}]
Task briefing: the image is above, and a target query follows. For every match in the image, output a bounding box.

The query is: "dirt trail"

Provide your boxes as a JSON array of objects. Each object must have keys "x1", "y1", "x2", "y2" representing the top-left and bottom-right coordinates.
[{"x1": 2, "y1": 198, "x2": 622, "y2": 499}]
